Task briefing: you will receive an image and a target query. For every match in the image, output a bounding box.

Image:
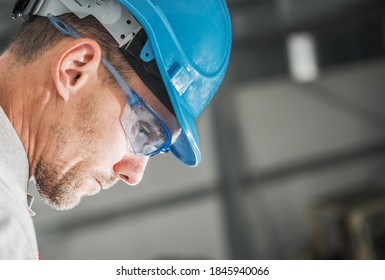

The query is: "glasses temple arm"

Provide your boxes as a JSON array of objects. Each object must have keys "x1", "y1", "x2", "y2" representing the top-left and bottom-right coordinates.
[{"x1": 47, "y1": 13, "x2": 138, "y2": 103}]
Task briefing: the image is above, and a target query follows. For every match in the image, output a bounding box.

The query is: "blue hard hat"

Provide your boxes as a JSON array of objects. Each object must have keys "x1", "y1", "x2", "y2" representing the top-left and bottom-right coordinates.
[{"x1": 119, "y1": 0, "x2": 232, "y2": 166}]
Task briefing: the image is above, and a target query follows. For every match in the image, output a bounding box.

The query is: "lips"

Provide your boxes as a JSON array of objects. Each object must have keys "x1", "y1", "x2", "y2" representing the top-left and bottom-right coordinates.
[
  {"x1": 94, "y1": 175, "x2": 118, "y2": 191},
  {"x1": 95, "y1": 179, "x2": 104, "y2": 190}
]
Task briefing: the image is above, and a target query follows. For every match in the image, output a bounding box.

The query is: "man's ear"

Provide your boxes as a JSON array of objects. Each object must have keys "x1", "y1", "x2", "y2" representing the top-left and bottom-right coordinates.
[{"x1": 52, "y1": 38, "x2": 102, "y2": 102}]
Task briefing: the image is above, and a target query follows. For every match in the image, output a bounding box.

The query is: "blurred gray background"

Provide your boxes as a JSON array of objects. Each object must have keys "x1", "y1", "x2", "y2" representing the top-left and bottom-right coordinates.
[{"x1": 1, "y1": 0, "x2": 385, "y2": 259}]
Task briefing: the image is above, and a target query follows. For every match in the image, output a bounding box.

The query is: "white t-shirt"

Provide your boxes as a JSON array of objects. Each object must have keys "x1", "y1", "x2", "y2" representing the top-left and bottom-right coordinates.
[{"x1": 0, "y1": 107, "x2": 38, "y2": 259}]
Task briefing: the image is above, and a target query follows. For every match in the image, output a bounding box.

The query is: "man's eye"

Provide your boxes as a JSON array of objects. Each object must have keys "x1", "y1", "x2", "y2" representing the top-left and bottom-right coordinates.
[{"x1": 132, "y1": 120, "x2": 152, "y2": 140}]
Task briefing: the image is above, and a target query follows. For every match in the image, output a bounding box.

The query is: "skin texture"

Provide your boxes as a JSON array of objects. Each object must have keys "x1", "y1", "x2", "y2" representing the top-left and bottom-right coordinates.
[{"x1": 0, "y1": 37, "x2": 180, "y2": 211}]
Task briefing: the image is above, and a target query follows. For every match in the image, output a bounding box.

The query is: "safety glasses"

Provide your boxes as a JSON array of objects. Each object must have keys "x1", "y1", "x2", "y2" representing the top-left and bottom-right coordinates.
[{"x1": 48, "y1": 14, "x2": 172, "y2": 157}]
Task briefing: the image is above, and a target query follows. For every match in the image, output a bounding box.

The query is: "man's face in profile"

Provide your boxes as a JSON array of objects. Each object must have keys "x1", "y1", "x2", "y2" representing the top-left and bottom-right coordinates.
[
  {"x1": 32, "y1": 57, "x2": 181, "y2": 211},
  {"x1": 33, "y1": 72, "x2": 148, "y2": 211}
]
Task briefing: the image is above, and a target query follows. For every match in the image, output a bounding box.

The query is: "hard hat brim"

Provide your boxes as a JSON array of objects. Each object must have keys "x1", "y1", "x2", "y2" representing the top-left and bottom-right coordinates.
[{"x1": 169, "y1": 97, "x2": 201, "y2": 167}]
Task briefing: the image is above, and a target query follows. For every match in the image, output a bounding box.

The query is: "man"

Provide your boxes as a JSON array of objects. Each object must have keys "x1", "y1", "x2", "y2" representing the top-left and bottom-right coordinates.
[{"x1": 0, "y1": 0, "x2": 231, "y2": 259}]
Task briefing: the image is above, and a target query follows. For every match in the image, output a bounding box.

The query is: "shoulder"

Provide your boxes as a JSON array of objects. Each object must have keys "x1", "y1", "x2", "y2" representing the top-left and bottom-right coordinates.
[{"x1": 0, "y1": 180, "x2": 39, "y2": 260}]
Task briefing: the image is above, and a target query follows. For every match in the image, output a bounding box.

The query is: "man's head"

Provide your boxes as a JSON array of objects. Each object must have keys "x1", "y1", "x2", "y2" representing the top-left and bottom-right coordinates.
[
  {"x1": 4, "y1": 13, "x2": 180, "y2": 210},
  {"x1": 5, "y1": 0, "x2": 231, "y2": 210}
]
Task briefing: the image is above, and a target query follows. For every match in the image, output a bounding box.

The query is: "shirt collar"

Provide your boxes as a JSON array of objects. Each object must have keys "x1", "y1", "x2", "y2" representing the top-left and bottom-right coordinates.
[{"x1": 0, "y1": 106, "x2": 31, "y2": 210}]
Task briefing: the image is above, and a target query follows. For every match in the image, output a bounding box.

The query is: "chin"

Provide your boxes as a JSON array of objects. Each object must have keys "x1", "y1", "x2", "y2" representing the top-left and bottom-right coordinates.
[
  {"x1": 40, "y1": 192, "x2": 81, "y2": 211},
  {"x1": 39, "y1": 177, "x2": 101, "y2": 211}
]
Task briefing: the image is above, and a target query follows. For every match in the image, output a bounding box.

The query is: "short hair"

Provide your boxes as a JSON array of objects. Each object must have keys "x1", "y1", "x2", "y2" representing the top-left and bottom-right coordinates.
[{"x1": 8, "y1": 13, "x2": 132, "y2": 82}]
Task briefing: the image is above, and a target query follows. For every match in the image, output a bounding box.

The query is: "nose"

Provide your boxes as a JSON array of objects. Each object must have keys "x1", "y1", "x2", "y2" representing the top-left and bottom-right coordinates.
[{"x1": 113, "y1": 155, "x2": 149, "y2": 186}]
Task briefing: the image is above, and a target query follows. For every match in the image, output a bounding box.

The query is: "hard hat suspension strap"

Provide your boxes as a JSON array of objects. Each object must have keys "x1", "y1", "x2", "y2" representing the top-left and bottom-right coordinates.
[{"x1": 122, "y1": 29, "x2": 175, "y2": 116}]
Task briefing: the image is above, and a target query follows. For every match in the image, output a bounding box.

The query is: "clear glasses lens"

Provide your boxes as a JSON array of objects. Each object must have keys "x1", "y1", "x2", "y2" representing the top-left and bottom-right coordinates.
[{"x1": 121, "y1": 103, "x2": 170, "y2": 156}]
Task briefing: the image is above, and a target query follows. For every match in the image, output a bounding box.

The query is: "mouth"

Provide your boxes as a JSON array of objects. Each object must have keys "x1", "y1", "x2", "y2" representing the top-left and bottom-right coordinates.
[{"x1": 95, "y1": 179, "x2": 104, "y2": 190}]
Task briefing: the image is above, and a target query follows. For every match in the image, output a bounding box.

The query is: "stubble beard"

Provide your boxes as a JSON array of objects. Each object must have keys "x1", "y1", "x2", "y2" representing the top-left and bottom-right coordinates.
[
  {"x1": 34, "y1": 161, "x2": 90, "y2": 211},
  {"x1": 34, "y1": 159, "x2": 118, "y2": 211},
  {"x1": 33, "y1": 97, "x2": 118, "y2": 211}
]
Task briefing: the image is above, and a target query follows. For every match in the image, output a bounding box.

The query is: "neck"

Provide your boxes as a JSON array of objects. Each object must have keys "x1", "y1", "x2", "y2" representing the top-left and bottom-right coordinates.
[{"x1": 0, "y1": 51, "x2": 55, "y2": 178}]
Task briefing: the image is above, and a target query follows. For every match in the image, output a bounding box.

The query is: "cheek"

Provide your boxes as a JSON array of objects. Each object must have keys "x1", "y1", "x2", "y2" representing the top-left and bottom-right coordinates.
[
  {"x1": 86, "y1": 89, "x2": 128, "y2": 161},
  {"x1": 96, "y1": 117, "x2": 128, "y2": 161}
]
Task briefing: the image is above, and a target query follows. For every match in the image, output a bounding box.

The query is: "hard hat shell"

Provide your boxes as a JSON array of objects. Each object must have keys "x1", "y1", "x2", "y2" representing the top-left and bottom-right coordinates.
[{"x1": 118, "y1": 0, "x2": 232, "y2": 166}]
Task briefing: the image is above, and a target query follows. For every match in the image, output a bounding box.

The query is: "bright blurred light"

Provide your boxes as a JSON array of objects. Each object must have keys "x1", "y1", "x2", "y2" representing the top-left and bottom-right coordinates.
[{"x1": 287, "y1": 32, "x2": 319, "y2": 83}]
